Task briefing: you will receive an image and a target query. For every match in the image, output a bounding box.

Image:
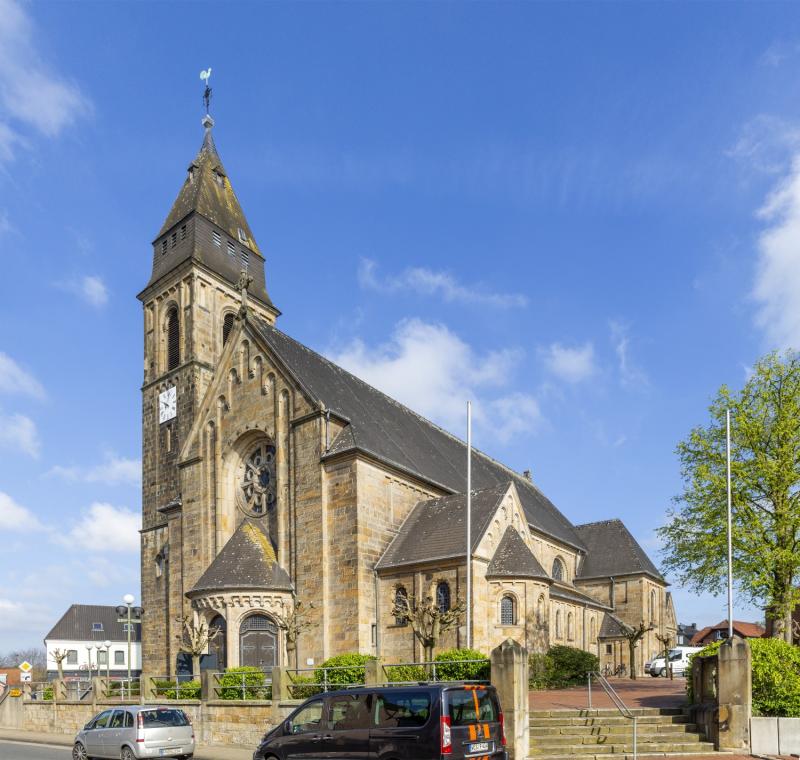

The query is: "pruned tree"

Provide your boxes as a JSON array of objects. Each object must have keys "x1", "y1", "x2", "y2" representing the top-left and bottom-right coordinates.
[
  {"x1": 658, "y1": 351, "x2": 800, "y2": 642},
  {"x1": 51, "y1": 649, "x2": 70, "y2": 682},
  {"x1": 175, "y1": 616, "x2": 220, "y2": 678},
  {"x1": 655, "y1": 633, "x2": 673, "y2": 680},
  {"x1": 391, "y1": 587, "x2": 467, "y2": 662},
  {"x1": 620, "y1": 621, "x2": 653, "y2": 680},
  {"x1": 272, "y1": 596, "x2": 317, "y2": 663}
]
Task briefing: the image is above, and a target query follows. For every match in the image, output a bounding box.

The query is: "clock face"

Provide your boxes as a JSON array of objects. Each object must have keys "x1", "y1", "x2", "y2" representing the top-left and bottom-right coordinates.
[{"x1": 159, "y1": 386, "x2": 177, "y2": 423}]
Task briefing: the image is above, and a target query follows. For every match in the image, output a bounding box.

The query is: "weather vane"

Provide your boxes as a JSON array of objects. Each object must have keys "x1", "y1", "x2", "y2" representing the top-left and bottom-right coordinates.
[{"x1": 200, "y1": 68, "x2": 212, "y2": 115}]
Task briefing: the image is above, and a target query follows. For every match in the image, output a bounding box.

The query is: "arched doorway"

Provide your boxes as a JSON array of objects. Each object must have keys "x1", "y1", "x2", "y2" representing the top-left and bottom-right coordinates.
[
  {"x1": 239, "y1": 614, "x2": 279, "y2": 668},
  {"x1": 209, "y1": 615, "x2": 227, "y2": 670}
]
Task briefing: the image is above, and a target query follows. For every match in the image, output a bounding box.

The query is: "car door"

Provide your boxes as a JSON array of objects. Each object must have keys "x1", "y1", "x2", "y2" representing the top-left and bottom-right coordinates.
[
  {"x1": 85, "y1": 710, "x2": 113, "y2": 757},
  {"x1": 102, "y1": 709, "x2": 125, "y2": 757},
  {"x1": 325, "y1": 692, "x2": 372, "y2": 759},
  {"x1": 370, "y1": 689, "x2": 435, "y2": 760},
  {"x1": 275, "y1": 698, "x2": 326, "y2": 759}
]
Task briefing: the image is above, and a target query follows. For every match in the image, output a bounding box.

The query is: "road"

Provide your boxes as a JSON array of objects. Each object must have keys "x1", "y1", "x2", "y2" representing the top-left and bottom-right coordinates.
[{"x1": 0, "y1": 740, "x2": 71, "y2": 759}]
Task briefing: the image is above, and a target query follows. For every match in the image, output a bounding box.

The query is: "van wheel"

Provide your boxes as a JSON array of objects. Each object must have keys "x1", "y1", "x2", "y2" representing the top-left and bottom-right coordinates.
[
  {"x1": 659, "y1": 668, "x2": 667, "y2": 677},
  {"x1": 72, "y1": 744, "x2": 88, "y2": 760},
  {"x1": 121, "y1": 747, "x2": 136, "y2": 760}
]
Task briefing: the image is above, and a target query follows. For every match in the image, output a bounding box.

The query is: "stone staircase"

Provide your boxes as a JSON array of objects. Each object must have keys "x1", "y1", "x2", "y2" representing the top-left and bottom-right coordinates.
[{"x1": 529, "y1": 707, "x2": 716, "y2": 760}]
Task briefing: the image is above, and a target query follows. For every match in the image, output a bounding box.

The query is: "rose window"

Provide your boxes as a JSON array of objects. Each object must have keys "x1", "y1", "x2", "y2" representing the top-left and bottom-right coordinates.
[{"x1": 240, "y1": 442, "x2": 277, "y2": 517}]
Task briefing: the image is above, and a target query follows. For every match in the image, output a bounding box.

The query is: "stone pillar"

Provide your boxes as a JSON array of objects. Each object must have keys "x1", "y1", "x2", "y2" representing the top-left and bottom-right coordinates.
[
  {"x1": 717, "y1": 636, "x2": 752, "y2": 751},
  {"x1": 364, "y1": 657, "x2": 385, "y2": 686},
  {"x1": 140, "y1": 673, "x2": 156, "y2": 701},
  {"x1": 490, "y1": 639, "x2": 529, "y2": 760},
  {"x1": 201, "y1": 670, "x2": 218, "y2": 702}
]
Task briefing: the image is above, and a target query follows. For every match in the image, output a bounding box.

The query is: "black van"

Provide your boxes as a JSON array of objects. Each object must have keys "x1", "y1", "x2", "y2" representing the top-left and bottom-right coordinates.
[{"x1": 253, "y1": 683, "x2": 507, "y2": 759}]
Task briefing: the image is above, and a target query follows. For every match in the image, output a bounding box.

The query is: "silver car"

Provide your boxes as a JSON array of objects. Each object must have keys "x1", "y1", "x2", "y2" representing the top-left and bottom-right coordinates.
[{"x1": 73, "y1": 705, "x2": 194, "y2": 759}]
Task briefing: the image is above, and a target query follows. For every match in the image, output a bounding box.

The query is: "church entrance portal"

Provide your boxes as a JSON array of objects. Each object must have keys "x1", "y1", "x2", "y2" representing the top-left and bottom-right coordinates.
[{"x1": 239, "y1": 614, "x2": 278, "y2": 668}]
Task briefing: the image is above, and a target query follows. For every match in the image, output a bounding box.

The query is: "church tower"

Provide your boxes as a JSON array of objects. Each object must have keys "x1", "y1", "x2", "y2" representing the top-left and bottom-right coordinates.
[{"x1": 137, "y1": 115, "x2": 278, "y2": 672}]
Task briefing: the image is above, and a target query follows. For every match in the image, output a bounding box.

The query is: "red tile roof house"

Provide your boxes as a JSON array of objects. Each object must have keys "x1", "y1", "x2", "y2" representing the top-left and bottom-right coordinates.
[{"x1": 690, "y1": 619, "x2": 765, "y2": 645}]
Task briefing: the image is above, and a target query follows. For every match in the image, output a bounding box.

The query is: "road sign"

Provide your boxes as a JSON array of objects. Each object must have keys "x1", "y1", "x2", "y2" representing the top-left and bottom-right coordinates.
[{"x1": 18, "y1": 661, "x2": 32, "y2": 673}]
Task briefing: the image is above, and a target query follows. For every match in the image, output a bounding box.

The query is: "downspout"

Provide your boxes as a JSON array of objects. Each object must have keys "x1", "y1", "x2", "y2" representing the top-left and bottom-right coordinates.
[
  {"x1": 610, "y1": 576, "x2": 616, "y2": 611},
  {"x1": 374, "y1": 570, "x2": 381, "y2": 656}
]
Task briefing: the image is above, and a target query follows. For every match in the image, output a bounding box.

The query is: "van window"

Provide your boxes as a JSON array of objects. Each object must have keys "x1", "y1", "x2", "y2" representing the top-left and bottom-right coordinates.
[
  {"x1": 290, "y1": 701, "x2": 323, "y2": 734},
  {"x1": 374, "y1": 692, "x2": 431, "y2": 728},
  {"x1": 328, "y1": 694, "x2": 371, "y2": 730},
  {"x1": 141, "y1": 709, "x2": 189, "y2": 727},
  {"x1": 446, "y1": 689, "x2": 499, "y2": 725}
]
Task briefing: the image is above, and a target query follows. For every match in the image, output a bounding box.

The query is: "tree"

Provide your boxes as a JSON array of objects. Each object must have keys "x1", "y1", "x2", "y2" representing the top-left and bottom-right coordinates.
[
  {"x1": 175, "y1": 616, "x2": 220, "y2": 678},
  {"x1": 272, "y1": 596, "x2": 317, "y2": 665},
  {"x1": 391, "y1": 586, "x2": 467, "y2": 662},
  {"x1": 51, "y1": 649, "x2": 70, "y2": 682},
  {"x1": 658, "y1": 351, "x2": 800, "y2": 642},
  {"x1": 619, "y1": 621, "x2": 653, "y2": 680},
  {"x1": 655, "y1": 633, "x2": 673, "y2": 680}
]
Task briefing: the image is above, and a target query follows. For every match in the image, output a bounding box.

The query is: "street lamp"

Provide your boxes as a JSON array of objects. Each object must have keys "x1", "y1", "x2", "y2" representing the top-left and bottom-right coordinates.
[
  {"x1": 85, "y1": 645, "x2": 95, "y2": 679},
  {"x1": 103, "y1": 640, "x2": 111, "y2": 684},
  {"x1": 116, "y1": 594, "x2": 143, "y2": 686}
]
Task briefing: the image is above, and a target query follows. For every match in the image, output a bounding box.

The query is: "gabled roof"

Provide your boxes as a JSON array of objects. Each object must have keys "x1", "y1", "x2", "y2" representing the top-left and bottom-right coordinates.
[
  {"x1": 189, "y1": 518, "x2": 292, "y2": 595},
  {"x1": 159, "y1": 126, "x2": 260, "y2": 255},
  {"x1": 550, "y1": 583, "x2": 612, "y2": 610},
  {"x1": 598, "y1": 612, "x2": 630, "y2": 639},
  {"x1": 249, "y1": 317, "x2": 586, "y2": 552},
  {"x1": 486, "y1": 527, "x2": 549, "y2": 580},
  {"x1": 376, "y1": 484, "x2": 510, "y2": 570},
  {"x1": 690, "y1": 619, "x2": 765, "y2": 644},
  {"x1": 575, "y1": 519, "x2": 663, "y2": 582},
  {"x1": 45, "y1": 605, "x2": 141, "y2": 643}
]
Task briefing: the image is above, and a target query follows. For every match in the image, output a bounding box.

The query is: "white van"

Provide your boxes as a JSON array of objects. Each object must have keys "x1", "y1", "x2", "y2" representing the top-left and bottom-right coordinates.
[{"x1": 648, "y1": 646, "x2": 703, "y2": 677}]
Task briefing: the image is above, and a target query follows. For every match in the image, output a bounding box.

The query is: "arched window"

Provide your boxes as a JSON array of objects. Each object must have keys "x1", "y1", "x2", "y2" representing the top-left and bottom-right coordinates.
[
  {"x1": 239, "y1": 441, "x2": 277, "y2": 518},
  {"x1": 166, "y1": 307, "x2": 180, "y2": 370},
  {"x1": 239, "y1": 614, "x2": 277, "y2": 668},
  {"x1": 436, "y1": 582, "x2": 451, "y2": 614},
  {"x1": 222, "y1": 313, "x2": 235, "y2": 346},
  {"x1": 500, "y1": 595, "x2": 516, "y2": 625},
  {"x1": 555, "y1": 610, "x2": 562, "y2": 639},
  {"x1": 209, "y1": 614, "x2": 227, "y2": 670},
  {"x1": 551, "y1": 557, "x2": 564, "y2": 582},
  {"x1": 590, "y1": 617, "x2": 597, "y2": 644},
  {"x1": 567, "y1": 612, "x2": 574, "y2": 640},
  {"x1": 394, "y1": 587, "x2": 408, "y2": 626},
  {"x1": 536, "y1": 595, "x2": 545, "y2": 626},
  {"x1": 650, "y1": 589, "x2": 657, "y2": 623}
]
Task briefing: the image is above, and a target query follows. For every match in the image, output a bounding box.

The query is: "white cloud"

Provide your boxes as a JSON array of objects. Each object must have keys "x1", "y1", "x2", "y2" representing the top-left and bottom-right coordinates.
[
  {"x1": 541, "y1": 342, "x2": 596, "y2": 384},
  {"x1": 358, "y1": 258, "x2": 528, "y2": 309},
  {"x1": 59, "y1": 503, "x2": 141, "y2": 554},
  {"x1": 753, "y1": 156, "x2": 800, "y2": 349},
  {"x1": 328, "y1": 318, "x2": 541, "y2": 442},
  {"x1": 0, "y1": 352, "x2": 45, "y2": 398},
  {"x1": 0, "y1": 491, "x2": 42, "y2": 531},
  {"x1": 609, "y1": 321, "x2": 649, "y2": 389},
  {"x1": 0, "y1": 411, "x2": 40, "y2": 457},
  {"x1": 56, "y1": 275, "x2": 109, "y2": 308},
  {"x1": 727, "y1": 115, "x2": 800, "y2": 176},
  {"x1": 48, "y1": 452, "x2": 140, "y2": 487},
  {"x1": 0, "y1": 0, "x2": 91, "y2": 163}
]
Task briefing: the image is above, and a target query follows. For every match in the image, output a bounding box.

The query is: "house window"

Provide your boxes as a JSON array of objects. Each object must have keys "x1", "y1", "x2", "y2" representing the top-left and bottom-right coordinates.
[
  {"x1": 650, "y1": 589, "x2": 657, "y2": 624},
  {"x1": 97, "y1": 650, "x2": 108, "y2": 666},
  {"x1": 227, "y1": 241, "x2": 235, "y2": 257},
  {"x1": 590, "y1": 617, "x2": 597, "y2": 643},
  {"x1": 114, "y1": 651, "x2": 125, "y2": 665},
  {"x1": 92, "y1": 623, "x2": 104, "y2": 632},
  {"x1": 67, "y1": 650, "x2": 78, "y2": 664},
  {"x1": 180, "y1": 225, "x2": 187, "y2": 241},
  {"x1": 536, "y1": 595, "x2": 545, "y2": 626},
  {"x1": 436, "y1": 582, "x2": 451, "y2": 614},
  {"x1": 238, "y1": 227, "x2": 248, "y2": 243},
  {"x1": 161, "y1": 240, "x2": 168, "y2": 255},
  {"x1": 500, "y1": 595, "x2": 516, "y2": 625},
  {"x1": 123, "y1": 623, "x2": 134, "y2": 633},
  {"x1": 222, "y1": 313, "x2": 235, "y2": 346},
  {"x1": 606, "y1": 644, "x2": 613, "y2": 655},
  {"x1": 166, "y1": 308, "x2": 180, "y2": 370},
  {"x1": 551, "y1": 558, "x2": 564, "y2": 582},
  {"x1": 394, "y1": 587, "x2": 409, "y2": 626},
  {"x1": 213, "y1": 231, "x2": 222, "y2": 247}
]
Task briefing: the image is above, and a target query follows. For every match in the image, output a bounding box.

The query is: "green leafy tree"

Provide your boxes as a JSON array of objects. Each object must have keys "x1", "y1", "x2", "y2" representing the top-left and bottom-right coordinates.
[{"x1": 658, "y1": 351, "x2": 800, "y2": 642}]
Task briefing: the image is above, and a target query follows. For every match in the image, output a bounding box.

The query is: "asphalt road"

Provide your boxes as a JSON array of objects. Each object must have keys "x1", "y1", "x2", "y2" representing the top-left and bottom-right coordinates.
[{"x1": 0, "y1": 741, "x2": 71, "y2": 760}]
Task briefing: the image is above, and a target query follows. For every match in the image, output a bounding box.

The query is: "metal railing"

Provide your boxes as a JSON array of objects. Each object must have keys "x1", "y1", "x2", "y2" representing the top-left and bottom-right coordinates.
[
  {"x1": 381, "y1": 659, "x2": 490, "y2": 685},
  {"x1": 587, "y1": 671, "x2": 638, "y2": 760},
  {"x1": 102, "y1": 677, "x2": 141, "y2": 700},
  {"x1": 211, "y1": 669, "x2": 272, "y2": 700},
  {"x1": 150, "y1": 675, "x2": 200, "y2": 700},
  {"x1": 285, "y1": 665, "x2": 369, "y2": 698}
]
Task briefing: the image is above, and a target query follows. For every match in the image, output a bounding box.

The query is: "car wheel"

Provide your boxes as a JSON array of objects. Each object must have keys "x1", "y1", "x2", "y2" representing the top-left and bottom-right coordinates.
[
  {"x1": 659, "y1": 668, "x2": 667, "y2": 677},
  {"x1": 72, "y1": 744, "x2": 88, "y2": 760},
  {"x1": 121, "y1": 747, "x2": 136, "y2": 760}
]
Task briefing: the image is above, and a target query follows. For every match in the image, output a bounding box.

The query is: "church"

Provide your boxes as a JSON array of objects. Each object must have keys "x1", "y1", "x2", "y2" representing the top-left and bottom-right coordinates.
[{"x1": 138, "y1": 114, "x2": 677, "y2": 678}]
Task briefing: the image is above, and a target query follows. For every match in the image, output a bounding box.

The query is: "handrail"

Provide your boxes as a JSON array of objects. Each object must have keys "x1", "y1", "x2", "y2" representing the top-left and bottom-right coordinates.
[{"x1": 587, "y1": 671, "x2": 637, "y2": 760}]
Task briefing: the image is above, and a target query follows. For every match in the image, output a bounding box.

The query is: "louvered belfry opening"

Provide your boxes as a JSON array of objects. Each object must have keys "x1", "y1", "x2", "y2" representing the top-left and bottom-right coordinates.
[
  {"x1": 167, "y1": 308, "x2": 180, "y2": 370},
  {"x1": 222, "y1": 313, "x2": 235, "y2": 346}
]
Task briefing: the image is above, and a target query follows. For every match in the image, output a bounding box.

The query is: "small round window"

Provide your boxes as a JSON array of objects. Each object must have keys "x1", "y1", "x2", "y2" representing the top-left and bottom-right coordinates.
[{"x1": 239, "y1": 441, "x2": 277, "y2": 517}]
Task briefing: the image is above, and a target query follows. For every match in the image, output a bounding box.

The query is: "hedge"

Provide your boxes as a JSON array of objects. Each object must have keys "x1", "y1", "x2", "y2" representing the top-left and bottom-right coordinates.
[
  {"x1": 315, "y1": 653, "x2": 376, "y2": 686},
  {"x1": 434, "y1": 649, "x2": 490, "y2": 681},
  {"x1": 217, "y1": 666, "x2": 271, "y2": 700},
  {"x1": 529, "y1": 645, "x2": 598, "y2": 690}
]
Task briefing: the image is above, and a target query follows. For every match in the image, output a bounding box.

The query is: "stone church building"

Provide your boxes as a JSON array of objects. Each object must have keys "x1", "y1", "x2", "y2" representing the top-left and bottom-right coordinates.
[{"x1": 139, "y1": 116, "x2": 677, "y2": 677}]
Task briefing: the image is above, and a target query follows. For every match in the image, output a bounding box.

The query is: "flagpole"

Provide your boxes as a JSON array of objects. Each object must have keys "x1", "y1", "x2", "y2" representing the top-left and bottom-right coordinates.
[
  {"x1": 466, "y1": 400, "x2": 472, "y2": 650},
  {"x1": 726, "y1": 408, "x2": 733, "y2": 639}
]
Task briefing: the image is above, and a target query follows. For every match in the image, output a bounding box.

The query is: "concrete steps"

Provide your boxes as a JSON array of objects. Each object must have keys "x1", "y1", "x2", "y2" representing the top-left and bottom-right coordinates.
[{"x1": 529, "y1": 707, "x2": 718, "y2": 760}]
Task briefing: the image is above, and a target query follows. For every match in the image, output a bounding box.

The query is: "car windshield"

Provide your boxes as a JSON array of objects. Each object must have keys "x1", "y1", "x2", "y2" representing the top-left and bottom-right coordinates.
[
  {"x1": 141, "y1": 709, "x2": 189, "y2": 727},
  {"x1": 446, "y1": 688, "x2": 498, "y2": 725}
]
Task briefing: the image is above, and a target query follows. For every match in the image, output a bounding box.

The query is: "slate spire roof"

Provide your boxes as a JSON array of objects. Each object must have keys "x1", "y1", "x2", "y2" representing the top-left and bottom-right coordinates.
[
  {"x1": 189, "y1": 518, "x2": 292, "y2": 595},
  {"x1": 486, "y1": 526, "x2": 549, "y2": 580},
  {"x1": 575, "y1": 519, "x2": 664, "y2": 582}
]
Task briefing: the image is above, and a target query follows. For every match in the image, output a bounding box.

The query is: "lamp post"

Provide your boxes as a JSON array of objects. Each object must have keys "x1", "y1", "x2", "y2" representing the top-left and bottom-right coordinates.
[
  {"x1": 116, "y1": 594, "x2": 144, "y2": 687},
  {"x1": 103, "y1": 640, "x2": 111, "y2": 684},
  {"x1": 85, "y1": 645, "x2": 95, "y2": 680}
]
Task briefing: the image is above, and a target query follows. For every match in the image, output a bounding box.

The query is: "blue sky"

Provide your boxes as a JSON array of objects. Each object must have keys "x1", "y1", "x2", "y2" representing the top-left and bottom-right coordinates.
[{"x1": 2, "y1": 0, "x2": 800, "y2": 650}]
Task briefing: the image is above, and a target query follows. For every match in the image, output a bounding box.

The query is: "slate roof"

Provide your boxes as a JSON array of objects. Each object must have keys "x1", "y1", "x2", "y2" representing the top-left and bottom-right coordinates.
[
  {"x1": 550, "y1": 583, "x2": 611, "y2": 610},
  {"x1": 250, "y1": 317, "x2": 586, "y2": 552},
  {"x1": 574, "y1": 519, "x2": 663, "y2": 582},
  {"x1": 598, "y1": 612, "x2": 630, "y2": 639},
  {"x1": 189, "y1": 518, "x2": 293, "y2": 595},
  {"x1": 45, "y1": 605, "x2": 141, "y2": 643},
  {"x1": 486, "y1": 527, "x2": 549, "y2": 580},
  {"x1": 376, "y1": 484, "x2": 510, "y2": 569}
]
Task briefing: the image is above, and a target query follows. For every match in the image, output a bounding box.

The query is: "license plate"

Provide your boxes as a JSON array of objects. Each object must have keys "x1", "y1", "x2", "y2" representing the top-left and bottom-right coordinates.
[
  {"x1": 158, "y1": 750, "x2": 181, "y2": 757},
  {"x1": 468, "y1": 740, "x2": 492, "y2": 754}
]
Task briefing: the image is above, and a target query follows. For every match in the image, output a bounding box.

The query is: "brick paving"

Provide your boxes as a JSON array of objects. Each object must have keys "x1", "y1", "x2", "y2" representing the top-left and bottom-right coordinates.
[{"x1": 530, "y1": 676, "x2": 689, "y2": 711}]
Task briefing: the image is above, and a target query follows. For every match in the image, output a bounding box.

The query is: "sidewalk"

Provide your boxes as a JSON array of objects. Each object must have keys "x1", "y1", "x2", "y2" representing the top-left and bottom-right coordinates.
[
  {"x1": 0, "y1": 729, "x2": 255, "y2": 759},
  {"x1": 530, "y1": 675, "x2": 689, "y2": 711}
]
